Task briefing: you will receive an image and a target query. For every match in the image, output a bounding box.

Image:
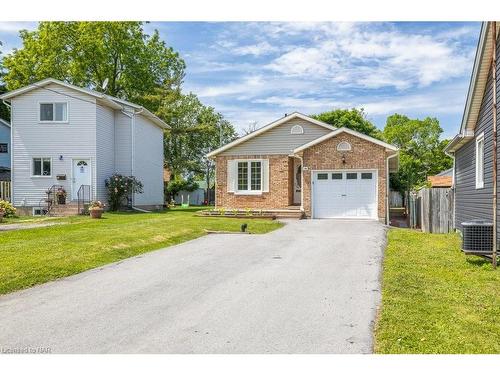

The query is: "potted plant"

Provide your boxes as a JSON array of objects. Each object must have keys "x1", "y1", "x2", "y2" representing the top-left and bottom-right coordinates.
[
  {"x1": 89, "y1": 200, "x2": 105, "y2": 219},
  {"x1": 56, "y1": 187, "x2": 67, "y2": 205}
]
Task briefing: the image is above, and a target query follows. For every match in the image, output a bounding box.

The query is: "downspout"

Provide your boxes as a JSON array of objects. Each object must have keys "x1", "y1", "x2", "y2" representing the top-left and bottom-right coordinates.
[
  {"x1": 120, "y1": 107, "x2": 149, "y2": 212},
  {"x1": 386, "y1": 152, "x2": 398, "y2": 225},
  {"x1": 492, "y1": 21, "x2": 498, "y2": 269}
]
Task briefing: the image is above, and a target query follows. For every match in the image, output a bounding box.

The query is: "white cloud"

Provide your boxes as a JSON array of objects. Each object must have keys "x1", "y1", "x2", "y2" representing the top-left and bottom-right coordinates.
[
  {"x1": 0, "y1": 22, "x2": 37, "y2": 34},
  {"x1": 261, "y1": 23, "x2": 472, "y2": 89},
  {"x1": 232, "y1": 41, "x2": 278, "y2": 56}
]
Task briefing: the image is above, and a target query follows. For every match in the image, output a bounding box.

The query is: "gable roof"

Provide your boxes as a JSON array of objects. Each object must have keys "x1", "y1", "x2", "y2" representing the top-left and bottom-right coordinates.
[
  {"x1": 0, "y1": 118, "x2": 10, "y2": 128},
  {"x1": 446, "y1": 22, "x2": 499, "y2": 153},
  {"x1": 292, "y1": 126, "x2": 398, "y2": 154},
  {"x1": 0, "y1": 78, "x2": 168, "y2": 129},
  {"x1": 206, "y1": 112, "x2": 334, "y2": 158}
]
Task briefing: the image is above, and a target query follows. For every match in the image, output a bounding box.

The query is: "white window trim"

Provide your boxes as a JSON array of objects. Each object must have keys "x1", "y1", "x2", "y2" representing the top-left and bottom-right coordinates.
[
  {"x1": 31, "y1": 157, "x2": 53, "y2": 178},
  {"x1": 235, "y1": 159, "x2": 263, "y2": 195},
  {"x1": 38, "y1": 101, "x2": 69, "y2": 123},
  {"x1": 475, "y1": 132, "x2": 484, "y2": 189}
]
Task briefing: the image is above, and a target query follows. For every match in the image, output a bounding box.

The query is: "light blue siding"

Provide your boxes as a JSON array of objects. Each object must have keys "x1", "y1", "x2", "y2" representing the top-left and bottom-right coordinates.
[{"x1": 0, "y1": 120, "x2": 10, "y2": 170}]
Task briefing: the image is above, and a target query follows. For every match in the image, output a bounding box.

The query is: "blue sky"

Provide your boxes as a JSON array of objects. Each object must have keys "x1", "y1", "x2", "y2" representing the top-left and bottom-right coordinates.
[{"x1": 0, "y1": 21, "x2": 481, "y2": 137}]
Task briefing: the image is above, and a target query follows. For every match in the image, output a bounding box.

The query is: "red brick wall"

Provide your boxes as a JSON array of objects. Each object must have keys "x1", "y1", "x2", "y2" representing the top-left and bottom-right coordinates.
[
  {"x1": 215, "y1": 154, "x2": 291, "y2": 209},
  {"x1": 301, "y1": 133, "x2": 388, "y2": 220}
]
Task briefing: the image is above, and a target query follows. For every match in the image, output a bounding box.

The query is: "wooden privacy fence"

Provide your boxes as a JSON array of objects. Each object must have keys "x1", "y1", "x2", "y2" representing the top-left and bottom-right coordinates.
[
  {"x1": 409, "y1": 187, "x2": 454, "y2": 233},
  {"x1": 0, "y1": 181, "x2": 11, "y2": 202}
]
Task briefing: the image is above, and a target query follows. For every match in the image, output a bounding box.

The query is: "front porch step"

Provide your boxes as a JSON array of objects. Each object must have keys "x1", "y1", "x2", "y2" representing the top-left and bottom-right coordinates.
[{"x1": 48, "y1": 202, "x2": 82, "y2": 216}]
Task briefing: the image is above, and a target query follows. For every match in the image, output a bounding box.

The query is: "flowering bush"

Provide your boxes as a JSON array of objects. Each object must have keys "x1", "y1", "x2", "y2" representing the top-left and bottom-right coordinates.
[
  {"x1": 0, "y1": 200, "x2": 16, "y2": 218},
  {"x1": 105, "y1": 174, "x2": 143, "y2": 211},
  {"x1": 89, "y1": 200, "x2": 105, "y2": 210}
]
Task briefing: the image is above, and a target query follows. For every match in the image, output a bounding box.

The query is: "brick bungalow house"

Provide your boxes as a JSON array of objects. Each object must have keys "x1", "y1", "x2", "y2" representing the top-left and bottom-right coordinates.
[{"x1": 207, "y1": 112, "x2": 399, "y2": 222}]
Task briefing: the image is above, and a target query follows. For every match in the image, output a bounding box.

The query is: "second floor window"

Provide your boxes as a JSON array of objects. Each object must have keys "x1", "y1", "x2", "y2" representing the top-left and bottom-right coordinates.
[
  {"x1": 40, "y1": 102, "x2": 68, "y2": 122},
  {"x1": 0, "y1": 143, "x2": 7, "y2": 153}
]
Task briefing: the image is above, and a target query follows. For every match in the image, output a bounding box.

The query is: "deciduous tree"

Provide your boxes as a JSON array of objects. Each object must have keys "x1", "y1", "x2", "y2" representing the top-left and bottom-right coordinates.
[
  {"x1": 2, "y1": 22, "x2": 185, "y2": 104},
  {"x1": 311, "y1": 108, "x2": 382, "y2": 139}
]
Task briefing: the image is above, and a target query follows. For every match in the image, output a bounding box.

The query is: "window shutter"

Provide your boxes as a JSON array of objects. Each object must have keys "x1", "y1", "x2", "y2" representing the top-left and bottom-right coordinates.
[
  {"x1": 262, "y1": 159, "x2": 270, "y2": 192},
  {"x1": 227, "y1": 160, "x2": 236, "y2": 192}
]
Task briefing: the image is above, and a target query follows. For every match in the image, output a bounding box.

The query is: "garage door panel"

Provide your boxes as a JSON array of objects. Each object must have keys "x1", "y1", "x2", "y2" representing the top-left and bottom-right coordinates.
[{"x1": 312, "y1": 170, "x2": 377, "y2": 219}]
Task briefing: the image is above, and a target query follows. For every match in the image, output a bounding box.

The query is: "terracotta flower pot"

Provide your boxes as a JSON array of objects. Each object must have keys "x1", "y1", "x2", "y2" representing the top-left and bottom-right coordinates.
[{"x1": 90, "y1": 208, "x2": 103, "y2": 219}]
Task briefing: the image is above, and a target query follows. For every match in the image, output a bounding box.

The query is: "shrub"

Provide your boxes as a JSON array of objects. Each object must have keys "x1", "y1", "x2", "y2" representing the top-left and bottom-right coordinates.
[
  {"x1": 105, "y1": 174, "x2": 143, "y2": 211},
  {"x1": 165, "y1": 178, "x2": 199, "y2": 202},
  {"x1": 0, "y1": 200, "x2": 16, "y2": 218}
]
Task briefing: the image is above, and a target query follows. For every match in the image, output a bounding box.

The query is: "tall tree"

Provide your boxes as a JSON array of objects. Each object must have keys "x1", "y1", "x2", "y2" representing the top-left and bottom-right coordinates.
[
  {"x1": 2, "y1": 22, "x2": 185, "y2": 104},
  {"x1": 0, "y1": 43, "x2": 9, "y2": 121},
  {"x1": 311, "y1": 108, "x2": 382, "y2": 139},
  {"x1": 144, "y1": 87, "x2": 236, "y2": 178},
  {"x1": 383, "y1": 113, "x2": 453, "y2": 196}
]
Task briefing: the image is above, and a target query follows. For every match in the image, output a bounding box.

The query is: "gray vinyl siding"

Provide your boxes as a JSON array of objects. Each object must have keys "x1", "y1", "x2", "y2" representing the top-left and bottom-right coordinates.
[
  {"x1": 10, "y1": 84, "x2": 97, "y2": 206},
  {"x1": 220, "y1": 118, "x2": 333, "y2": 156},
  {"x1": 132, "y1": 114, "x2": 164, "y2": 206},
  {"x1": 455, "y1": 35, "x2": 500, "y2": 232},
  {"x1": 95, "y1": 104, "x2": 115, "y2": 201},
  {"x1": 114, "y1": 111, "x2": 132, "y2": 176},
  {"x1": 0, "y1": 121, "x2": 10, "y2": 169}
]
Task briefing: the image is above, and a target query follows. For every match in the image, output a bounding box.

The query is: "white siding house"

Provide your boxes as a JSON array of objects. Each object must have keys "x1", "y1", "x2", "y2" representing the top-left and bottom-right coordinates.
[{"x1": 0, "y1": 78, "x2": 167, "y2": 213}]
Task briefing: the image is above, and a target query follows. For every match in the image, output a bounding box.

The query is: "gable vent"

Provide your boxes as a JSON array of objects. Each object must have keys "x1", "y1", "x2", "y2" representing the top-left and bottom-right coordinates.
[
  {"x1": 337, "y1": 141, "x2": 352, "y2": 152},
  {"x1": 290, "y1": 125, "x2": 304, "y2": 135}
]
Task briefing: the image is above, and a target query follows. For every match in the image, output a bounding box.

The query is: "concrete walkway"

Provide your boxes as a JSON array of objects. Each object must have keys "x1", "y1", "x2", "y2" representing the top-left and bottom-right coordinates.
[{"x1": 0, "y1": 219, "x2": 386, "y2": 354}]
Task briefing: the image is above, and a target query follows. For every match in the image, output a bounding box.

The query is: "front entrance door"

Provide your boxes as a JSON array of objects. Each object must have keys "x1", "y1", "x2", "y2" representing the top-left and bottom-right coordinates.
[
  {"x1": 72, "y1": 159, "x2": 91, "y2": 200},
  {"x1": 293, "y1": 159, "x2": 302, "y2": 204}
]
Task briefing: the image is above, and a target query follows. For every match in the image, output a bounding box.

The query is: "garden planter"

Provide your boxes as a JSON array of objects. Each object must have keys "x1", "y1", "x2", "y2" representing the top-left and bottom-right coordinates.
[
  {"x1": 90, "y1": 208, "x2": 103, "y2": 219},
  {"x1": 57, "y1": 195, "x2": 66, "y2": 205}
]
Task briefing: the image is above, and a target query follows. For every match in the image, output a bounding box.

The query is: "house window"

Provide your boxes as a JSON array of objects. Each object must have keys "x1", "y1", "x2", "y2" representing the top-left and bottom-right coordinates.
[
  {"x1": 0, "y1": 143, "x2": 7, "y2": 153},
  {"x1": 476, "y1": 133, "x2": 484, "y2": 189},
  {"x1": 33, "y1": 157, "x2": 51, "y2": 177},
  {"x1": 40, "y1": 102, "x2": 68, "y2": 122},
  {"x1": 237, "y1": 160, "x2": 262, "y2": 193}
]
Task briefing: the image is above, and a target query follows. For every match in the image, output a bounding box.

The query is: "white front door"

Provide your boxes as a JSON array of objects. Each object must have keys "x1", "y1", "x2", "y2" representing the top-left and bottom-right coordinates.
[
  {"x1": 312, "y1": 170, "x2": 378, "y2": 219},
  {"x1": 72, "y1": 159, "x2": 91, "y2": 200}
]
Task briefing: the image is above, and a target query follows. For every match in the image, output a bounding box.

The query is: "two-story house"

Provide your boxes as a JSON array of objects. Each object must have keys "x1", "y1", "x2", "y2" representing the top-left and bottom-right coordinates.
[{"x1": 0, "y1": 78, "x2": 167, "y2": 215}]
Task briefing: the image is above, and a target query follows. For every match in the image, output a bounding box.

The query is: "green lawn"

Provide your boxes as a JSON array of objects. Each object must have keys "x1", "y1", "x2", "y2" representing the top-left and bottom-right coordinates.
[
  {"x1": 375, "y1": 228, "x2": 500, "y2": 354},
  {"x1": 0, "y1": 207, "x2": 283, "y2": 295}
]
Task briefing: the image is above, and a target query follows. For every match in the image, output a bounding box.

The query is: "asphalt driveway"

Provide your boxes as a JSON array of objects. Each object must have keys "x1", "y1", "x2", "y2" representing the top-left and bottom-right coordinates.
[{"x1": 0, "y1": 219, "x2": 386, "y2": 354}]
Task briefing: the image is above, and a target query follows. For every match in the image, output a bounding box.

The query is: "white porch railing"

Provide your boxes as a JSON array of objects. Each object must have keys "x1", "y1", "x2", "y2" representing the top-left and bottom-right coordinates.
[{"x1": 0, "y1": 181, "x2": 11, "y2": 202}]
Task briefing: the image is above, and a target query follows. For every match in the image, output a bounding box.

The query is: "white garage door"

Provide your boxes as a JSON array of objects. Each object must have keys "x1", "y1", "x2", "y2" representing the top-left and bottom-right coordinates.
[{"x1": 312, "y1": 170, "x2": 378, "y2": 219}]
